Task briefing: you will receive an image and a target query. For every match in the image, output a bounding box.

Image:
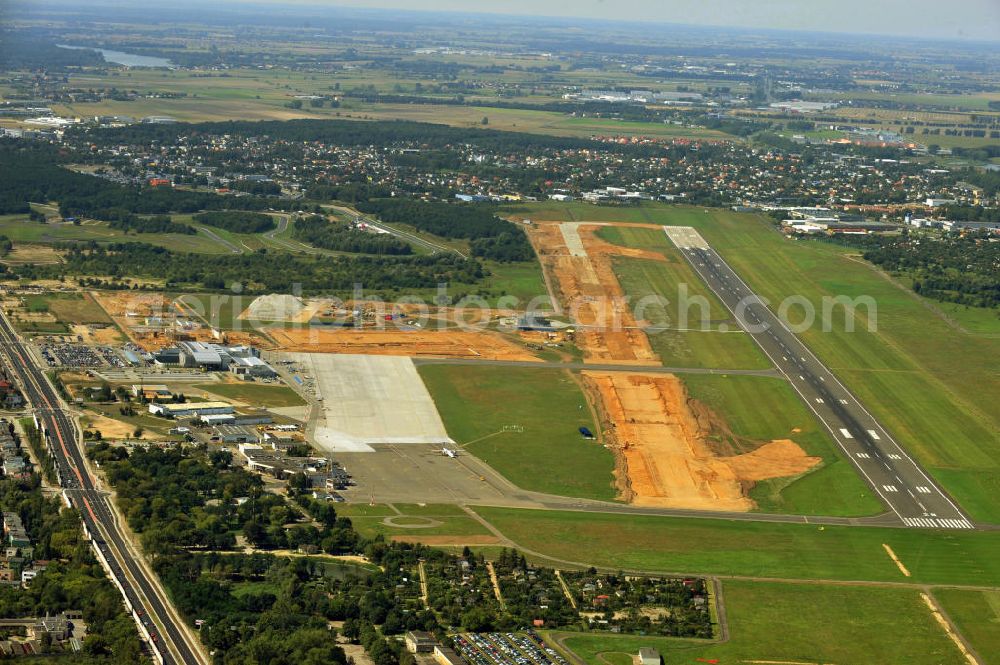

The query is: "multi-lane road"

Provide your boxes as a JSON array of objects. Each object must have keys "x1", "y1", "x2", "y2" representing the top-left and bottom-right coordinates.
[
  {"x1": 0, "y1": 312, "x2": 204, "y2": 664},
  {"x1": 663, "y1": 226, "x2": 974, "y2": 530}
]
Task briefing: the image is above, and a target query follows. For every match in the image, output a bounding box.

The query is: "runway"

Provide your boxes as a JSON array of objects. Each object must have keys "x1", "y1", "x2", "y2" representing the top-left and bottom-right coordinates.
[{"x1": 663, "y1": 226, "x2": 974, "y2": 530}]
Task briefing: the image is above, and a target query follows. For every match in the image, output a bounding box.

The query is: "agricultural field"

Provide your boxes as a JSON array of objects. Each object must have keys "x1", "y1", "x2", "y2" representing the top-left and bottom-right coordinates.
[
  {"x1": 417, "y1": 363, "x2": 616, "y2": 501},
  {"x1": 933, "y1": 588, "x2": 1000, "y2": 665},
  {"x1": 683, "y1": 374, "x2": 882, "y2": 516},
  {"x1": 513, "y1": 202, "x2": 1000, "y2": 523},
  {"x1": 472, "y1": 506, "x2": 1000, "y2": 587},
  {"x1": 555, "y1": 580, "x2": 966, "y2": 665}
]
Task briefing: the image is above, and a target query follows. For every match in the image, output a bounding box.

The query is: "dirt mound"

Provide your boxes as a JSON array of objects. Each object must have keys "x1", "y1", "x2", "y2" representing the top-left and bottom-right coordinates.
[
  {"x1": 270, "y1": 328, "x2": 540, "y2": 361},
  {"x1": 240, "y1": 294, "x2": 306, "y2": 322},
  {"x1": 583, "y1": 371, "x2": 820, "y2": 512}
]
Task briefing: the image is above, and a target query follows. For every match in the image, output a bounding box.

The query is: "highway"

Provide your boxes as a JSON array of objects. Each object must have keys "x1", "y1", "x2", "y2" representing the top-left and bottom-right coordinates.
[
  {"x1": 663, "y1": 226, "x2": 974, "y2": 530},
  {"x1": 0, "y1": 311, "x2": 205, "y2": 664}
]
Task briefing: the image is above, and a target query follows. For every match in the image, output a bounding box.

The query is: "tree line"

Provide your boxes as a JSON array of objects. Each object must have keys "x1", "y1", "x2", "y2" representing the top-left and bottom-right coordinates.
[
  {"x1": 292, "y1": 215, "x2": 413, "y2": 255},
  {"x1": 356, "y1": 199, "x2": 535, "y2": 262}
]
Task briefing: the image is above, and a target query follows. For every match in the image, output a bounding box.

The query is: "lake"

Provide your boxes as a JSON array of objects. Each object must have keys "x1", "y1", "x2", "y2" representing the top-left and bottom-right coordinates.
[{"x1": 57, "y1": 45, "x2": 173, "y2": 68}]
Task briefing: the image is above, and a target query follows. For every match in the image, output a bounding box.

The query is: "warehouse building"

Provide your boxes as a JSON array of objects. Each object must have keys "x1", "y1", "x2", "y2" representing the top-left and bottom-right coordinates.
[{"x1": 148, "y1": 401, "x2": 234, "y2": 419}]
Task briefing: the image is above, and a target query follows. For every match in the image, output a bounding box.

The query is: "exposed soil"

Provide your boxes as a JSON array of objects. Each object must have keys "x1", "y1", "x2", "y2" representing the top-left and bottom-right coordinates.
[
  {"x1": 582, "y1": 370, "x2": 819, "y2": 512},
  {"x1": 269, "y1": 328, "x2": 540, "y2": 361},
  {"x1": 528, "y1": 222, "x2": 662, "y2": 365}
]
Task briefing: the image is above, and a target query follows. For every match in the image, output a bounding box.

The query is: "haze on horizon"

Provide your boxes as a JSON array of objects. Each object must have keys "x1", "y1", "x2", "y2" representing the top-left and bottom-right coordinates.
[{"x1": 246, "y1": 0, "x2": 1000, "y2": 42}]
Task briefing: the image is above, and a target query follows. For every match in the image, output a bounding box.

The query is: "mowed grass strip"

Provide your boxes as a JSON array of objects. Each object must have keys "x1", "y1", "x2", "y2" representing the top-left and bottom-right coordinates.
[
  {"x1": 556, "y1": 580, "x2": 965, "y2": 665},
  {"x1": 337, "y1": 504, "x2": 492, "y2": 541},
  {"x1": 473, "y1": 507, "x2": 1000, "y2": 587},
  {"x1": 683, "y1": 374, "x2": 882, "y2": 517},
  {"x1": 933, "y1": 588, "x2": 1000, "y2": 665},
  {"x1": 418, "y1": 364, "x2": 615, "y2": 501},
  {"x1": 200, "y1": 382, "x2": 306, "y2": 408}
]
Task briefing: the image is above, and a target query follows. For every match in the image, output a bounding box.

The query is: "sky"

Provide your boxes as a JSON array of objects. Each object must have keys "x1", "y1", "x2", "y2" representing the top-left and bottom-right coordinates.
[{"x1": 277, "y1": 0, "x2": 1000, "y2": 41}]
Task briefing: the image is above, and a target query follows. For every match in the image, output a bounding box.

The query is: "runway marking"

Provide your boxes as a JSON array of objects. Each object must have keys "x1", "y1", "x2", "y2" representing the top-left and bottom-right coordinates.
[
  {"x1": 882, "y1": 543, "x2": 911, "y2": 577},
  {"x1": 867, "y1": 429, "x2": 881, "y2": 440},
  {"x1": 921, "y1": 592, "x2": 981, "y2": 665},
  {"x1": 916, "y1": 486, "x2": 932, "y2": 494},
  {"x1": 888, "y1": 453, "x2": 903, "y2": 460},
  {"x1": 883, "y1": 485, "x2": 898, "y2": 492},
  {"x1": 814, "y1": 397, "x2": 824, "y2": 403},
  {"x1": 839, "y1": 428, "x2": 853, "y2": 438},
  {"x1": 838, "y1": 399, "x2": 849, "y2": 405},
  {"x1": 798, "y1": 375, "x2": 805, "y2": 381},
  {"x1": 856, "y1": 452, "x2": 871, "y2": 459}
]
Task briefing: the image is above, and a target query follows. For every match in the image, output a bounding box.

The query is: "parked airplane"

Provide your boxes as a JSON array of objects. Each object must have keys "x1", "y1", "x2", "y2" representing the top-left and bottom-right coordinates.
[{"x1": 440, "y1": 447, "x2": 458, "y2": 458}]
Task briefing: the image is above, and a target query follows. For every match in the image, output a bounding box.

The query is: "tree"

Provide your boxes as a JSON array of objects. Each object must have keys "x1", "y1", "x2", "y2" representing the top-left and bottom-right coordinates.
[{"x1": 481, "y1": 116, "x2": 489, "y2": 125}]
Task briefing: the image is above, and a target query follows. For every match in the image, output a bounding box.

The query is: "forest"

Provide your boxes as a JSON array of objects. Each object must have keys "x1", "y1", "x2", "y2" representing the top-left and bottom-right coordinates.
[
  {"x1": 192, "y1": 211, "x2": 276, "y2": 234},
  {"x1": 0, "y1": 142, "x2": 310, "y2": 218},
  {"x1": 292, "y1": 215, "x2": 413, "y2": 255},
  {"x1": 356, "y1": 199, "x2": 535, "y2": 262}
]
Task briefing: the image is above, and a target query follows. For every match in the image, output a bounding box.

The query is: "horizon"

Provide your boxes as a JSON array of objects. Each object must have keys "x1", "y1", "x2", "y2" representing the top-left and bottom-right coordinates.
[{"x1": 6, "y1": 0, "x2": 1000, "y2": 43}]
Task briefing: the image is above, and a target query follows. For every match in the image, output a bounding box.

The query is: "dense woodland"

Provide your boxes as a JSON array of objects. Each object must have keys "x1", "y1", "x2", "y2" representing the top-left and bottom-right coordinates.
[
  {"x1": 292, "y1": 214, "x2": 413, "y2": 255},
  {"x1": 192, "y1": 211, "x2": 276, "y2": 234},
  {"x1": 357, "y1": 199, "x2": 535, "y2": 262},
  {"x1": 0, "y1": 143, "x2": 309, "y2": 219}
]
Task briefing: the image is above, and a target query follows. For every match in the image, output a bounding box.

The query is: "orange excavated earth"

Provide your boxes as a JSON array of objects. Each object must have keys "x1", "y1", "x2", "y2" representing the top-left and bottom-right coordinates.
[
  {"x1": 269, "y1": 328, "x2": 541, "y2": 362},
  {"x1": 583, "y1": 370, "x2": 820, "y2": 511},
  {"x1": 528, "y1": 222, "x2": 665, "y2": 365}
]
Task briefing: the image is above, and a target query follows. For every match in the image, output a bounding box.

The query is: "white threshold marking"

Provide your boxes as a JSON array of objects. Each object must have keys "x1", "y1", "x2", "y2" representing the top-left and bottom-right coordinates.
[
  {"x1": 839, "y1": 428, "x2": 853, "y2": 438},
  {"x1": 883, "y1": 485, "x2": 898, "y2": 492},
  {"x1": 868, "y1": 429, "x2": 881, "y2": 440}
]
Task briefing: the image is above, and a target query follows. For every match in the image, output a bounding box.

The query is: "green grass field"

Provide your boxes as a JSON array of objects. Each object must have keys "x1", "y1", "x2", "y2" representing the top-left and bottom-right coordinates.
[
  {"x1": 597, "y1": 226, "x2": 770, "y2": 370},
  {"x1": 683, "y1": 374, "x2": 882, "y2": 516},
  {"x1": 472, "y1": 506, "x2": 1000, "y2": 587},
  {"x1": 933, "y1": 588, "x2": 1000, "y2": 665},
  {"x1": 556, "y1": 580, "x2": 964, "y2": 665},
  {"x1": 199, "y1": 382, "x2": 305, "y2": 408},
  {"x1": 510, "y1": 202, "x2": 1000, "y2": 523},
  {"x1": 24, "y1": 292, "x2": 113, "y2": 325},
  {"x1": 418, "y1": 364, "x2": 616, "y2": 501},
  {"x1": 336, "y1": 504, "x2": 493, "y2": 541}
]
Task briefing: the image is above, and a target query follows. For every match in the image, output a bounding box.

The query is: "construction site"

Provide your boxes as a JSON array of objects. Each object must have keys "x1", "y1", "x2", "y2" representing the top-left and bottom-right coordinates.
[
  {"x1": 528, "y1": 220, "x2": 816, "y2": 512},
  {"x1": 269, "y1": 328, "x2": 541, "y2": 361}
]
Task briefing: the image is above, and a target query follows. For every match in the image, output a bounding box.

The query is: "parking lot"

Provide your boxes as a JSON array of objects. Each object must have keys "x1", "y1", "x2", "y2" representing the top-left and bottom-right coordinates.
[
  {"x1": 39, "y1": 343, "x2": 105, "y2": 367},
  {"x1": 455, "y1": 632, "x2": 568, "y2": 665}
]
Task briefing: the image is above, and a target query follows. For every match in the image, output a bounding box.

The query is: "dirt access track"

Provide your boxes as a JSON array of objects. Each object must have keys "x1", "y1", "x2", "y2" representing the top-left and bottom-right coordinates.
[
  {"x1": 584, "y1": 370, "x2": 820, "y2": 511},
  {"x1": 269, "y1": 328, "x2": 540, "y2": 361}
]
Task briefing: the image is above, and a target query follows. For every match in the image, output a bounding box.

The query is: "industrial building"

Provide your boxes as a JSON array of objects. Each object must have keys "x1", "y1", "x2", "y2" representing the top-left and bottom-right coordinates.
[
  {"x1": 168, "y1": 342, "x2": 278, "y2": 377},
  {"x1": 148, "y1": 401, "x2": 234, "y2": 419},
  {"x1": 405, "y1": 631, "x2": 437, "y2": 653}
]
